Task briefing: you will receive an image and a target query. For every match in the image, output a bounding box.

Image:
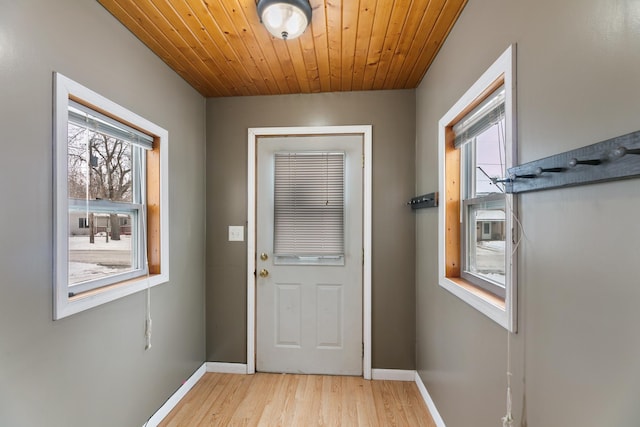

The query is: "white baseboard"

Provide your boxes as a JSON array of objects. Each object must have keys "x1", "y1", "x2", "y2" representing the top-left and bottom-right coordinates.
[
  {"x1": 143, "y1": 363, "x2": 206, "y2": 427},
  {"x1": 371, "y1": 368, "x2": 416, "y2": 381},
  {"x1": 372, "y1": 369, "x2": 445, "y2": 426},
  {"x1": 206, "y1": 361, "x2": 248, "y2": 374},
  {"x1": 414, "y1": 372, "x2": 446, "y2": 427}
]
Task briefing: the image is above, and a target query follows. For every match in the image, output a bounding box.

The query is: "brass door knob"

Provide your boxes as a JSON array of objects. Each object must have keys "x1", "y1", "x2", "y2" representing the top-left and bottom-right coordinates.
[
  {"x1": 260, "y1": 252, "x2": 268, "y2": 261},
  {"x1": 259, "y1": 269, "x2": 269, "y2": 278}
]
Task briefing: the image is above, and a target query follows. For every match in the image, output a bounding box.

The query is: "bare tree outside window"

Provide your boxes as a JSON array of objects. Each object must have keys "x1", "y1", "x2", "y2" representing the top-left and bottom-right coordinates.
[{"x1": 67, "y1": 122, "x2": 133, "y2": 243}]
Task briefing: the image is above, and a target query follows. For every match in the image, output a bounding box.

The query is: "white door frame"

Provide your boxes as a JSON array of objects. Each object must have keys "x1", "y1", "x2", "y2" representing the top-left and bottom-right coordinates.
[{"x1": 247, "y1": 125, "x2": 372, "y2": 380}]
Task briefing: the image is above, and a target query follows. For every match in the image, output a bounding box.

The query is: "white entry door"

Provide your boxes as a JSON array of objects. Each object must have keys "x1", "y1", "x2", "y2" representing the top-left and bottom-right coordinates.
[{"x1": 256, "y1": 134, "x2": 363, "y2": 375}]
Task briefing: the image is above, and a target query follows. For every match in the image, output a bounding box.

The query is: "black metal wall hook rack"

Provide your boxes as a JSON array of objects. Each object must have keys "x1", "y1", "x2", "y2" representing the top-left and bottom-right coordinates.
[
  {"x1": 505, "y1": 129, "x2": 640, "y2": 194},
  {"x1": 408, "y1": 191, "x2": 438, "y2": 209}
]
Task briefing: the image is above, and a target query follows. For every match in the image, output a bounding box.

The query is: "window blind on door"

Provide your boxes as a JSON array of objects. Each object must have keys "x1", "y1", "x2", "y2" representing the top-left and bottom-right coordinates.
[{"x1": 273, "y1": 152, "x2": 345, "y2": 257}]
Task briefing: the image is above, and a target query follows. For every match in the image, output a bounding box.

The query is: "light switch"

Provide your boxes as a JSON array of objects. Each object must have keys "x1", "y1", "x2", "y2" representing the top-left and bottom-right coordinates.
[{"x1": 228, "y1": 225, "x2": 244, "y2": 242}]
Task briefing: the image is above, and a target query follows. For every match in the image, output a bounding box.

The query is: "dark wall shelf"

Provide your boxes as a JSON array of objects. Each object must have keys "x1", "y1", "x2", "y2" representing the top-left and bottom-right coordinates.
[
  {"x1": 408, "y1": 192, "x2": 438, "y2": 209},
  {"x1": 505, "y1": 130, "x2": 640, "y2": 194}
]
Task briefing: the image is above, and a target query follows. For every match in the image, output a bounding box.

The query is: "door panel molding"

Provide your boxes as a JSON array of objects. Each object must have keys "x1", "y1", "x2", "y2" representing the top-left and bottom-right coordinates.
[{"x1": 247, "y1": 125, "x2": 372, "y2": 379}]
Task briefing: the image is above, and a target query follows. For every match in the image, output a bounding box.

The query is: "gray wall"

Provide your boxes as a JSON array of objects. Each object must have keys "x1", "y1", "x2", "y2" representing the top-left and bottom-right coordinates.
[
  {"x1": 416, "y1": 0, "x2": 640, "y2": 426},
  {"x1": 206, "y1": 90, "x2": 416, "y2": 369},
  {"x1": 0, "y1": 2, "x2": 206, "y2": 426}
]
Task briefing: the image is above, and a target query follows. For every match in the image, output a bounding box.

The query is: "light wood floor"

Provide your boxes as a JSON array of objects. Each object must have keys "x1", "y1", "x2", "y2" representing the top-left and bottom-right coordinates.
[{"x1": 159, "y1": 373, "x2": 437, "y2": 426}]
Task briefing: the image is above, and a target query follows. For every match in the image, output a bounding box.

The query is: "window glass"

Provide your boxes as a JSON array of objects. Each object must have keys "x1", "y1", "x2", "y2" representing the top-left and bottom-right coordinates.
[
  {"x1": 67, "y1": 119, "x2": 134, "y2": 202},
  {"x1": 472, "y1": 122, "x2": 507, "y2": 197},
  {"x1": 65, "y1": 105, "x2": 146, "y2": 295},
  {"x1": 68, "y1": 212, "x2": 135, "y2": 286},
  {"x1": 464, "y1": 197, "x2": 506, "y2": 290}
]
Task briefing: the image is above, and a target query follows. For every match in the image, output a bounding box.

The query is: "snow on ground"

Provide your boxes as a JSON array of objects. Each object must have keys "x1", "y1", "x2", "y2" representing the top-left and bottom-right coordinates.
[
  {"x1": 478, "y1": 240, "x2": 505, "y2": 252},
  {"x1": 68, "y1": 234, "x2": 132, "y2": 250},
  {"x1": 474, "y1": 240, "x2": 506, "y2": 284},
  {"x1": 68, "y1": 235, "x2": 132, "y2": 284},
  {"x1": 69, "y1": 262, "x2": 127, "y2": 284}
]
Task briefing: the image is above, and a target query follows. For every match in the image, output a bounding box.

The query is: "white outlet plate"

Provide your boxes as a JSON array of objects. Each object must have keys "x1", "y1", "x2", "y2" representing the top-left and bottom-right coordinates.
[{"x1": 228, "y1": 226, "x2": 244, "y2": 242}]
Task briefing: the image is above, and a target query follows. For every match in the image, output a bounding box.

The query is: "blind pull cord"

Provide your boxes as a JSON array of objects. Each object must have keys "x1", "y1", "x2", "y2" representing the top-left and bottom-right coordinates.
[
  {"x1": 502, "y1": 329, "x2": 514, "y2": 427},
  {"x1": 136, "y1": 152, "x2": 153, "y2": 351}
]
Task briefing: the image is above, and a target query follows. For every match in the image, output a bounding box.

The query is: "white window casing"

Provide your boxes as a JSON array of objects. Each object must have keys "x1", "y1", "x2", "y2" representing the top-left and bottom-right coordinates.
[
  {"x1": 437, "y1": 45, "x2": 518, "y2": 332},
  {"x1": 53, "y1": 72, "x2": 169, "y2": 320}
]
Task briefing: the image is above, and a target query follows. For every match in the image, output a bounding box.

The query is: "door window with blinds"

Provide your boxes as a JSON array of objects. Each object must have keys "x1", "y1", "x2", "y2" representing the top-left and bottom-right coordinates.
[{"x1": 273, "y1": 151, "x2": 345, "y2": 265}]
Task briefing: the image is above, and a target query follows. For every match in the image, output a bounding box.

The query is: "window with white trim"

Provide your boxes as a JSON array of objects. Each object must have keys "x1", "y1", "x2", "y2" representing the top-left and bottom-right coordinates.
[
  {"x1": 54, "y1": 73, "x2": 169, "y2": 320},
  {"x1": 438, "y1": 45, "x2": 518, "y2": 331}
]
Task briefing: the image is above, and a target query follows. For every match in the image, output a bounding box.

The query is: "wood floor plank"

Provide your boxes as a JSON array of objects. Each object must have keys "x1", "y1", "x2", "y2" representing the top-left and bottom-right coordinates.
[
  {"x1": 158, "y1": 372, "x2": 436, "y2": 426},
  {"x1": 357, "y1": 377, "x2": 375, "y2": 426},
  {"x1": 341, "y1": 376, "x2": 359, "y2": 425}
]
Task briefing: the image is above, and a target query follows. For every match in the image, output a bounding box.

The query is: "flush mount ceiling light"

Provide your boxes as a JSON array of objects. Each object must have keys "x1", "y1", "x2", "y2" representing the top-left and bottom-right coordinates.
[{"x1": 257, "y1": 0, "x2": 312, "y2": 41}]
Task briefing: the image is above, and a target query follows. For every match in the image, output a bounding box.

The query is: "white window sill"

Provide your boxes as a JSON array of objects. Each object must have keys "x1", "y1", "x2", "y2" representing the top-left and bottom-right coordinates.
[
  {"x1": 439, "y1": 276, "x2": 512, "y2": 331},
  {"x1": 54, "y1": 272, "x2": 168, "y2": 320}
]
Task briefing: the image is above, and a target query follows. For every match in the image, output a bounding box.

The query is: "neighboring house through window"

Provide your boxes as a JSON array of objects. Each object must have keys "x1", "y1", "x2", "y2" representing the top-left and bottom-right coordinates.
[{"x1": 78, "y1": 217, "x2": 89, "y2": 229}]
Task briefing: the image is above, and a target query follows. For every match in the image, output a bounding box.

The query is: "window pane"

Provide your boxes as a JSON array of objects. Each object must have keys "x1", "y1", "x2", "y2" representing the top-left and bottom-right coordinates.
[
  {"x1": 67, "y1": 122, "x2": 133, "y2": 203},
  {"x1": 473, "y1": 118, "x2": 506, "y2": 197},
  {"x1": 465, "y1": 199, "x2": 506, "y2": 287},
  {"x1": 68, "y1": 212, "x2": 135, "y2": 286}
]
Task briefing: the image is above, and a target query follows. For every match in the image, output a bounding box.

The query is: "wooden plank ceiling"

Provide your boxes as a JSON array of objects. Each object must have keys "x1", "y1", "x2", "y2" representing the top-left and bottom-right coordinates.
[{"x1": 98, "y1": 0, "x2": 468, "y2": 97}]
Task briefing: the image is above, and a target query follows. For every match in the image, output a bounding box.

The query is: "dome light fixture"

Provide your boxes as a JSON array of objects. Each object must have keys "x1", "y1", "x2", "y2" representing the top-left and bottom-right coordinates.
[{"x1": 257, "y1": 0, "x2": 312, "y2": 41}]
